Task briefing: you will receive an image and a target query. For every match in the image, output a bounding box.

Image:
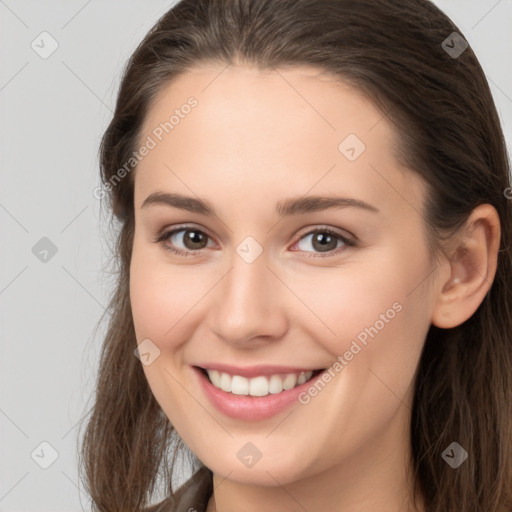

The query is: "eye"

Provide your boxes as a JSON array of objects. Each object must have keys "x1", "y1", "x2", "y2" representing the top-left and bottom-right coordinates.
[
  {"x1": 154, "y1": 226, "x2": 214, "y2": 256},
  {"x1": 291, "y1": 227, "x2": 356, "y2": 258}
]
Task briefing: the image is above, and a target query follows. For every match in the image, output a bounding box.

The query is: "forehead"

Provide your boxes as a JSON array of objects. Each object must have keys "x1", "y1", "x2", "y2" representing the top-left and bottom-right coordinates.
[
  {"x1": 141, "y1": 63, "x2": 389, "y2": 148},
  {"x1": 134, "y1": 64, "x2": 422, "y2": 218}
]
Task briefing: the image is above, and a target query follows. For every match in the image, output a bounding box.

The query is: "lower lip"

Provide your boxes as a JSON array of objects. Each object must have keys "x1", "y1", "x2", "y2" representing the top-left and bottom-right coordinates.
[{"x1": 193, "y1": 366, "x2": 321, "y2": 421}]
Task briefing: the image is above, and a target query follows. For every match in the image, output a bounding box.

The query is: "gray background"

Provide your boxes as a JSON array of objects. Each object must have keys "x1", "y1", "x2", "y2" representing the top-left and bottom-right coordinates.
[{"x1": 1, "y1": 1, "x2": 511, "y2": 510}]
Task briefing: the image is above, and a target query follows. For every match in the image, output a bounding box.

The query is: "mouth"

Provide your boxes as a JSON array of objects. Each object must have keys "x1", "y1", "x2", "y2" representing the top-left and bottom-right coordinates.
[{"x1": 195, "y1": 366, "x2": 325, "y2": 397}]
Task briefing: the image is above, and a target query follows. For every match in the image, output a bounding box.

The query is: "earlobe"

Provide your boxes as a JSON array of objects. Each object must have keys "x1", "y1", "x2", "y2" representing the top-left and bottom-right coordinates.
[{"x1": 431, "y1": 204, "x2": 501, "y2": 329}]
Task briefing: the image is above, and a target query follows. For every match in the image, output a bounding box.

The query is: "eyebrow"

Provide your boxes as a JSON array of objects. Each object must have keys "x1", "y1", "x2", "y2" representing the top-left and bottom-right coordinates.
[{"x1": 140, "y1": 191, "x2": 380, "y2": 217}]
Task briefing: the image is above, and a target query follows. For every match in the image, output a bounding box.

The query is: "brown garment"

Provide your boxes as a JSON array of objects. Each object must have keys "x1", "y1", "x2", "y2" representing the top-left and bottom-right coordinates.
[{"x1": 145, "y1": 466, "x2": 213, "y2": 512}]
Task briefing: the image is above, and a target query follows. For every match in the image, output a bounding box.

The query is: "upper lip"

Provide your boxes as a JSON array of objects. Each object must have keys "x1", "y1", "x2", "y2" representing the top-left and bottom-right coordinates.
[{"x1": 194, "y1": 363, "x2": 324, "y2": 378}]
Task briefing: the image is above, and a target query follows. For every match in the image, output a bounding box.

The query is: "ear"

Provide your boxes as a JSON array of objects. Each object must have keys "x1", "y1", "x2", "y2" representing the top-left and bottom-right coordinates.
[{"x1": 431, "y1": 204, "x2": 501, "y2": 329}]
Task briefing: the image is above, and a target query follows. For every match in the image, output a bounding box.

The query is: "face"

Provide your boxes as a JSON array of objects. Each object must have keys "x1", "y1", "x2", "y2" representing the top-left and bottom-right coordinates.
[{"x1": 130, "y1": 64, "x2": 437, "y2": 486}]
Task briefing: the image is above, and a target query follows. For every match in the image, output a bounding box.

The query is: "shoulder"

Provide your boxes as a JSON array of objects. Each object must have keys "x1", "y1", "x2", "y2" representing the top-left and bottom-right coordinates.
[{"x1": 144, "y1": 465, "x2": 213, "y2": 512}]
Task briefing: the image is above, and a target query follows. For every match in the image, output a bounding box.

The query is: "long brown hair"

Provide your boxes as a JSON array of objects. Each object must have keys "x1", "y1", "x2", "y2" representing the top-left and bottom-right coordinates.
[{"x1": 78, "y1": 0, "x2": 512, "y2": 510}]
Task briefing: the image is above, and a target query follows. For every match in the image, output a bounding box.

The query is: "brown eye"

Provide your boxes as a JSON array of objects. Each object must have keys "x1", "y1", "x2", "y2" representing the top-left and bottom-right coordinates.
[
  {"x1": 310, "y1": 232, "x2": 339, "y2": 252},
  {"x1": 180, "y1": 229, "x2": 208, "y2": 250},
  {"x1": 293, "y1": 228, "x2": 356, "y2": 258},
  {"x1": 156, "y1": 227, "x2": 213, "y2": 255}
]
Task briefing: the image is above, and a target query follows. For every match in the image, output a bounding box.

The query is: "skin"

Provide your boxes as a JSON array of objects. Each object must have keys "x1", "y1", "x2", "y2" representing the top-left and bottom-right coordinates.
[{"x1": 129, "y1": 63, "x2": 500, "y2": 512}]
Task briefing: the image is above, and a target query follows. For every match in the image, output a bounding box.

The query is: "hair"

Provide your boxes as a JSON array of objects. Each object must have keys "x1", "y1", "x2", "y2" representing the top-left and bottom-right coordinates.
[{"x1": 78, "y1": 0, "x2": 512, "y2": 510}]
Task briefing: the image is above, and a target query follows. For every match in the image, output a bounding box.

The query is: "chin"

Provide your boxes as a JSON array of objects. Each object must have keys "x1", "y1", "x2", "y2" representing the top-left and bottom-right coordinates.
[{"x1": 200, "y1": 451, "x2": 312, "y2": 487}]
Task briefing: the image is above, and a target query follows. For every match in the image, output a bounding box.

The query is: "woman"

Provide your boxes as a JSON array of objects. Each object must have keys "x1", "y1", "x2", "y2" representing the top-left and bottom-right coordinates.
[{"x1": 79, "y1": 0, "x2": 512, "y2": 511}]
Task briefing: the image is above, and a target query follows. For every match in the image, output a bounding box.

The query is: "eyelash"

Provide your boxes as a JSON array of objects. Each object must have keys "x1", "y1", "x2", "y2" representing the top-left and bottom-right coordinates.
[{"x1": 153, "y1": 224, "x2": 357, "y2": 259}]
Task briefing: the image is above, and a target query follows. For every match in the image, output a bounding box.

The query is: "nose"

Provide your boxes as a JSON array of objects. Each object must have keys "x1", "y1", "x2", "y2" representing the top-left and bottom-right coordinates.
[{"x1": 206, "y1": 246, "x2": 288, "y2": 348}]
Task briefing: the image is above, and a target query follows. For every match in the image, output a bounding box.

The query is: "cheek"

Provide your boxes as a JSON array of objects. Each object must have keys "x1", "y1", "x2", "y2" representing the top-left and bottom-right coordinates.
[
  {"x1": 284, "y1": 259, "x2": 407, "y2": 351},
  {"x1": 129, "y1": 246, "x2": 208, "y2": 427},
  {"x1": 289, "y1": 246, "x2": 431, "y2": 376},
  {"x1": 129, "y1": 243, "x2": 212, "y2": 343}
]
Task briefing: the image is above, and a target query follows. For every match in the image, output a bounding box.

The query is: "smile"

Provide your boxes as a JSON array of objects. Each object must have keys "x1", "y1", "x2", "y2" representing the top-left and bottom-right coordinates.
[{"x1": 199, "y1": 367, "x2": 324, "y2": 396}]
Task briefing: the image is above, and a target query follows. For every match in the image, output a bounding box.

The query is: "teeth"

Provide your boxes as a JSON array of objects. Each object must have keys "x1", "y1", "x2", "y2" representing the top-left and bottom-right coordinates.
[{"x1": 206, "y1": 369, "x2": 314, "y2": 396}]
